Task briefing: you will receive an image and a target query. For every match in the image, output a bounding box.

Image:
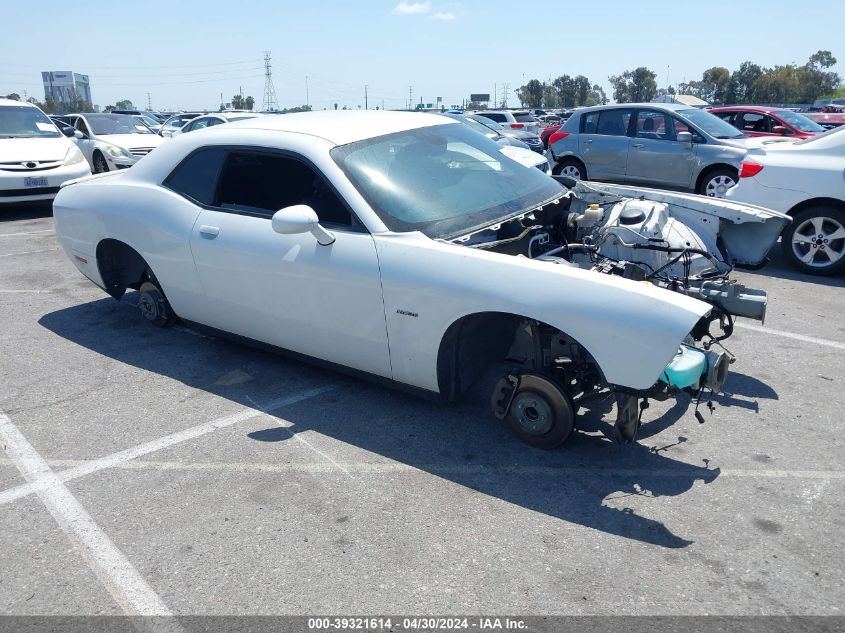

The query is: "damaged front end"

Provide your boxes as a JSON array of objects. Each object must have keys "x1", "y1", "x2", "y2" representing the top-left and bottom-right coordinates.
[{"x1": 455, "y1": 177, "x2": 789, "y2": 446}]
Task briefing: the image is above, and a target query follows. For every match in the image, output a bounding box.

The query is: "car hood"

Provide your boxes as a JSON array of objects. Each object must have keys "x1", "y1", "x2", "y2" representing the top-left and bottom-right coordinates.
[
  {"x1": 499, "y1": 145, "x2": 546, "y2": 168},
  {"x1": 96, "y1": 134, "x2": 164, "y2": 150},
  {"x1": 0, "y1": 136, "x2": 73, "y2": 162},
  {"x1": 573, "y1": 181, "x2": 791, "y2": 266}
]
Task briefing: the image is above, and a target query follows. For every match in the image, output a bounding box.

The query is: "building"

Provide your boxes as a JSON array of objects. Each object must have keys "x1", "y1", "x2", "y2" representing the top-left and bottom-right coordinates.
[
  {"x1": 652, "y1": 94, "x2": 709, "y2": 108},
  {"x1": 42, "y1": 71, "x2": 92, "y2": 105}
]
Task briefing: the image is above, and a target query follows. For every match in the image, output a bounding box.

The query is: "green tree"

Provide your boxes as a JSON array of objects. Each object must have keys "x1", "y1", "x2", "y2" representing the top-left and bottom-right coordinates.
[
  {"x1": 730, "y1": 62, "x2": 763, "y2": 103},
  {"x1": 244, "y1": 96, "x2": 255, "y2": 110},
  {"x1": 541, "y1": 83, "x2": 558, "y2": 109},
  {"x1": 608, "y1": 67, "x2": 657, "y2": 103},
  {"x1": 588, "y1": 84, "x2": 608, "y2": 106},
  {"x1": 4, "y1": 93, "x2": 21, "y2": 101},
  {"x1": 231, "y1": 94, "x2": 244, "y2": 109},
  {"x1": 516, "y1": 79, "x2": 544, "y2": 108},
  {"x1": 700, "y1": 66, "x2": 731, "y2": 104},
  {"x1": 574, "y1": 75, "x2": 591, "y2": 106},
  {"x1": 115, "y1": 99, "x2": 134, "y2": 110},
  {"x1": 552, "y1": 75, "x2": 577, "y2": 108}
]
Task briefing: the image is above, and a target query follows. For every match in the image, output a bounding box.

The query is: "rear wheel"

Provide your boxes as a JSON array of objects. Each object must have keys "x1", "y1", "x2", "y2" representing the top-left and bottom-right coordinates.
[
  {"x1": 698, "y1": 167, "x2": 737, "y2": 198},
  {"x1": 92, "y1": 151, "x2": 109, "y2": 174},
  {"x1": 780, "y1": 206, "x2": 845, "y2": 275},
  {"x1": 138, "y1": 279, "x2": 173, "y2": 327},
  {"x1": 554, "y1": 158, "x2": 586, "y2": 181},
  {"x1": 505, "y1": 374, "x2": 576, "y2": 449}
]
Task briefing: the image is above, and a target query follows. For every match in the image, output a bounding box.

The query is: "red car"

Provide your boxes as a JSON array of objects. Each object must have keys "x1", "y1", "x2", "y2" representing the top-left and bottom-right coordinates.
[
  {"x1": 540, "y1": 124, "x2": 562, "y2": 149},
  {"x1": 709, "y1": 106, "x2": 826, "y2": 139}
]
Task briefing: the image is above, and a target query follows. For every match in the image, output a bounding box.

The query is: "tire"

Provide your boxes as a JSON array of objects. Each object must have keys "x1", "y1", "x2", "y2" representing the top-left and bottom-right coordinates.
[
  {"x1": 138, "y1": 279, "x2": 173, "y2": 327},
  {"x1": 93, "y1": 151, "x2": 109, "y2": 174},
  {"x1": 698, "y1": 167, "x2": 737, "y2": 198},
  {"x1": 505, "y1": 374, "x2": 576, "y2": 449},
  {"x1": 780, "y1": 206, "x2": 845, "y2": 275},
  {"x1": 553, "y1": 158, "x2": 587, "y2": 181}
]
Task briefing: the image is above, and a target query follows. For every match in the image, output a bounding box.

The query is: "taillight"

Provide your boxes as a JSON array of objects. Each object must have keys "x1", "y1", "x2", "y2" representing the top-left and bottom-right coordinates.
[
  {"x1": 739, "y1": 161, "x2": 764, "y2": 178},
  {"x1": 549, "y1": 131, "x2": 570, "y2": 145},
  {"x1": 510, "y1": 123, "x2": 524, "y2": 129}
]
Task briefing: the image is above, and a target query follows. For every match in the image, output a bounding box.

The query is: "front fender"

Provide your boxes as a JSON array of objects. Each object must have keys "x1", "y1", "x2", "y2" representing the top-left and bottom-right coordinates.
[{"x1": 375, "y1": 233, "x2": 711, "y2": 394}]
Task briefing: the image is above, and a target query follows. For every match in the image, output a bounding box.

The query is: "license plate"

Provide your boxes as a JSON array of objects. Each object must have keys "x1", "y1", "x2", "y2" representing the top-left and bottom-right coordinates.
[{"x1": 24, "y1": 177, "x2": 49, "y2": 188}]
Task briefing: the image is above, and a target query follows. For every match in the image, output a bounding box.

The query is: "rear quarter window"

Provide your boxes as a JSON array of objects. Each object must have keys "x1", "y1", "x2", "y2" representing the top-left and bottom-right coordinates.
[{"x1": 164, "y1": 147, "x2": 227, "y2": 206}]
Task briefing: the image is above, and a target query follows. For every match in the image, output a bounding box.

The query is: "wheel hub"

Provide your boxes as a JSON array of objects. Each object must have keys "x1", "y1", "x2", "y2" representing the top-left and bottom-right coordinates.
[{"x1": 511, "y1": 393, "x2": 553, "y2": 435}]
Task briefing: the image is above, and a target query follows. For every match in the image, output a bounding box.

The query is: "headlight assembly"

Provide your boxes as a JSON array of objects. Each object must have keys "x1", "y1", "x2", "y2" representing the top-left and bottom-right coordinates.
[{"x1": 63, "y1": 145, "x2": 85, "y2": 165}]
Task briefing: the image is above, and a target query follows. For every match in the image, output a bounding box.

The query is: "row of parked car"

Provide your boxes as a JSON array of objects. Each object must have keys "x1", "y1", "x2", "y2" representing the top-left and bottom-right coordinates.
[{"x1": 3, "y1": 97, "x2": 843, "y2": 275}]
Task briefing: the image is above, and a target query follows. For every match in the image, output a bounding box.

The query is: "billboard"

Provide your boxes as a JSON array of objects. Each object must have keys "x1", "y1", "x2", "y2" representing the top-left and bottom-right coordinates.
[{"x1": 470, "y1": 93, "x2": 490, "y2": 102}]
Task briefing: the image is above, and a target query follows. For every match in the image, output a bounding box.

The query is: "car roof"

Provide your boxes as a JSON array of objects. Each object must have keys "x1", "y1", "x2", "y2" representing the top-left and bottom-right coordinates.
[
  {"x1": 708, "y1": 105, "x2": 785, "y2": 114},
  {"x1": 225, "y1": 110, "x2": 457, "y2": 145},
  {"x1": 575, "y1": 102, "x2": 692, "y2": 113},
  {"x1": 0, "y1": 98, "x2": 38, "y2": 108}
]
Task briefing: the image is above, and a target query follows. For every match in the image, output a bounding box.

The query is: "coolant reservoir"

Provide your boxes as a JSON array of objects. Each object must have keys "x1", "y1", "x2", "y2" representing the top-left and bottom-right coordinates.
[{"x1": 659, "y1": 345, "x2": 706, "y2": 389}]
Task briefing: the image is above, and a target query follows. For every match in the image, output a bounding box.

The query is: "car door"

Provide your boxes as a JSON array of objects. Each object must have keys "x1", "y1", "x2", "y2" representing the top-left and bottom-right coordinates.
[
  {"x1": 736, "y1": 112, "x2": 769, "y2": 137},
  {"x1": 182, "y1": 146, "x2": 393, "y2": 379},
  {"x1": 625, "y1": 109, "x2": 696, "y2": 188},
  {"x1": 578, "y1": 108, "x2": 632, "y2": 181},
  {"x1": 72, "y1": 116, "x2": 97, "y2": 165}
]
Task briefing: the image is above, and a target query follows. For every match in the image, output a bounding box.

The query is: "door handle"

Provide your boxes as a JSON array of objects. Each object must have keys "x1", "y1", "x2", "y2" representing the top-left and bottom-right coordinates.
[
  {"x1": 199, "y1": 225, "x2": 220, "y2": 238},
  {"x1": 632, "y1": 143, "x2": 644, "y2": 149},
  {"x1": 583, "y1": 139, "x2": 593, "y2": 144}
]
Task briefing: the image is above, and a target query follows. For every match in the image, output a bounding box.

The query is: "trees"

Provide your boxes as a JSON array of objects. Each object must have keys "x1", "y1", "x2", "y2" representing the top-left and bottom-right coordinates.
[
  {"x1": 516, "y1": 79, "x2": 544, "y2": 108},
  {"x1": 4, "y1": 93, "x2": 21, "y2": 101},
  {"x1": 608, "y1": 67, "x2": 658, "y2": 103}
]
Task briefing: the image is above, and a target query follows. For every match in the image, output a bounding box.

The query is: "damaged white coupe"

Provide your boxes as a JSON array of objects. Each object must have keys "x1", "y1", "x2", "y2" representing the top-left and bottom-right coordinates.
[{"x1": 53, "y1": 112, "x2": 790, "y2": 448}]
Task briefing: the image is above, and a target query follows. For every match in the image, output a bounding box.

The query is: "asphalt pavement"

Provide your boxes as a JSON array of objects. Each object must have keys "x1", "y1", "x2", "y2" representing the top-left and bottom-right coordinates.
[{"x1": 0, "y1": 204, "x2": 843, "y2": 618}]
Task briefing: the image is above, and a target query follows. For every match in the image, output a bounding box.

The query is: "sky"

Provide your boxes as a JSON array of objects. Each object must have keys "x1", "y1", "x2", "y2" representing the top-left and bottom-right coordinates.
[{"x1": 1, "y1": 0, "x2": 844, "y2": 112}]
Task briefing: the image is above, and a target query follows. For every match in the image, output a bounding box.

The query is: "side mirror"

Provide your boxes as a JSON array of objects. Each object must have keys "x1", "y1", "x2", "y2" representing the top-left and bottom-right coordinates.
[
  {"x1": 772, "y1": 125, "x2": 788, "y2": 135},
  {"x1": 677, "y1": 131, "x2": 693, "y2": 146},
  {"x1": 271, "y1": 205, "x2": 335, "y2": 246},
  {"x1": 74, "y1": 130, "x2": 86, "y2": 139},
  {"x1": 60, "y1": 126, "x2": 75, "y2": 137}
]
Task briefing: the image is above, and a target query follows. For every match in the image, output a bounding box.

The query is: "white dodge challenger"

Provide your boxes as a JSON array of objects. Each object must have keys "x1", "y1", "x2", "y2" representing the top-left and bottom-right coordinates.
[{"x1": 53, "y1": 111, "x2": 790, "y2": 448}]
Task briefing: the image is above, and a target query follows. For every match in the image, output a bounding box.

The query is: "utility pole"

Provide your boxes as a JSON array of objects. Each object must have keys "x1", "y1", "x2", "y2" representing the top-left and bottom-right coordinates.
[
  {"x1": 146, "y1": 92, "x2": 151, "y2": 110},
  {"x1": 502, "y1": 83, "x2": 509, "y2": 108},
  {"x1": 261, "y1": 51, "x2": 279, "y2": 112},
  {"x1": 494, "y1": 83, "x2": 497, "y2": 108},
  {"x1": 365, "y1": 84, "x2": 368, "y2": 110},
  {"x1": 409, "y1": 86, "x2": 413, "y2": 111}
]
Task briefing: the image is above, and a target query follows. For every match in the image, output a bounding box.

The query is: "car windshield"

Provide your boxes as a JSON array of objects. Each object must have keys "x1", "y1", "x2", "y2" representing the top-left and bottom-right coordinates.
[
  {"x1": 87, "y1": 114, "x2": 153, "y2": 135},
  {"x1": 448, "y1": 115, "x2": 499, "y2": 138},
  {"x1": 678, "y1": 108, "x2": 745, "y2": 139},
  {"x1": 776, "y1": 110, "x2": 826, "y2": 133},
  {"x1": 0, "y1": 105, "x2": 60, "y2": 139},
  {"x1": 135, "y1": 115, "x2": 159, "y2": 128},
  {"x1": 792, "y1": 125, "x2": 845, "y2": 148},
  {"x1": 331, "y1": 123, "x2": 563, "y2": 239},
  {"x1": 468, "y1": 115, "x2": 505, "y2": 131}
]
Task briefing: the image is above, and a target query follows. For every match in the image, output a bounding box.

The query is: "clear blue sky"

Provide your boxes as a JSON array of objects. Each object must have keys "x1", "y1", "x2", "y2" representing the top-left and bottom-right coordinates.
[{"x1": 1, "y1": 0, "x2": 843, "y2": 111}]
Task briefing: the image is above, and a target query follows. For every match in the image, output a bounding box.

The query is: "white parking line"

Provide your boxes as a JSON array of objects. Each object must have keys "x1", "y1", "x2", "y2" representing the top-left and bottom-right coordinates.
[
  {"x1": 0, "y1": 412, "x2": 173, "y2": 617},
  {"x1": 0, "y1": 229, "x2": 55, "y2": 238},
  {"x1": 735, "y1": 322, "x2": 845, "y2": 351},
  {"x1": 0, "y1": 384, "x2": 340, "y2": 507},
  {"x1": 0, "y1": 248, "x2": 57, "y2": 258}
]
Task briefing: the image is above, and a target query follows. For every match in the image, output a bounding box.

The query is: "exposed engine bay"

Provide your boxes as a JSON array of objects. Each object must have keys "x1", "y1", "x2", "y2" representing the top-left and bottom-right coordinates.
[{"x1": 450, "y1": 177, "x2": 791, "y2": 446}]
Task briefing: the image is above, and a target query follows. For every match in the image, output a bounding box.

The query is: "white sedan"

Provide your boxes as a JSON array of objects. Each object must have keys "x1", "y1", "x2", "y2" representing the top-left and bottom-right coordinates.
[
  {"x1": 170, "y1": 111, "x2": 265, "y2": 137},
  {"x1": 55, "y1": 113, "x2": 165, "y2": 173},
  {"x1": 727, "y1": 127, "x2": 845, "y2": 275},
  {"x1": 53, "y1": 111, "x2": 786, "y2": 448},
  {"x1": 0, "y1": 98, "x2": 91, "y2": 205}
]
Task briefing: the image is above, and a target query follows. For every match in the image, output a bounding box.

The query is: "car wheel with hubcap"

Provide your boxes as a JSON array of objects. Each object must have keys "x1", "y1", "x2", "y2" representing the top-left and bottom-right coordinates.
[
  {"x1": 699, "y1": 168, "x2": 737, "y2": 198},
  {"x1": 93, "y1": 152, "x2": 109, "y2": 174},
  {"x1": 505, "y1": 374, "x2": 575, "y2": 449},
  {"x1": 138, "y1": 279, "x2": 173, "y2": 327},
  {"x1": 554, "y1": 158, "x2": 586, "y2": 181},
  {"x1": 780, "y1": 206, "x2": 845, "y2": 275}
]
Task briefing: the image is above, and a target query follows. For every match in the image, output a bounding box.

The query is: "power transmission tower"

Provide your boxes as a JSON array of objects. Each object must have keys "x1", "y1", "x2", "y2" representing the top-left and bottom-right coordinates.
[
  {"x1": 146, "y1": 92, "x2": 152, "y2": 110},
  {"x1": 501, "y1": 83, "x2": 509, "y2": 108},
  {"x1": 261, "y1": 51, "x2": 279, "y2": 112},
  {"x1": 365, "y1": 85, "x2": 368, "y2": 110},
  {"x1": 409, "y1": 86, "x2": 413, "y2": 111}
]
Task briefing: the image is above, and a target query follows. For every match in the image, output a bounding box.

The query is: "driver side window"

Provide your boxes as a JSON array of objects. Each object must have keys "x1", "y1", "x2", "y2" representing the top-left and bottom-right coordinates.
[
  {"x1": 75, "y1": 118, "x2": 90, "y2": 136},
  {"x1": 215, "y1": 150, "x2": 354, "y2": 227}
]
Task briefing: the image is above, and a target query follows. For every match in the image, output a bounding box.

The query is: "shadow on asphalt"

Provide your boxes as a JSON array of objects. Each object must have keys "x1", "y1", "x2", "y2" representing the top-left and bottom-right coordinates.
[
  {"x1": 0, "y1": 203, "x2": 53, "y2": 223},
  {"x1": 742, "y1": 246, "x2": 845, "y2": 287},
  {"x1": 38, "y1": 294, "x2": 741, "y2": 550}
]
